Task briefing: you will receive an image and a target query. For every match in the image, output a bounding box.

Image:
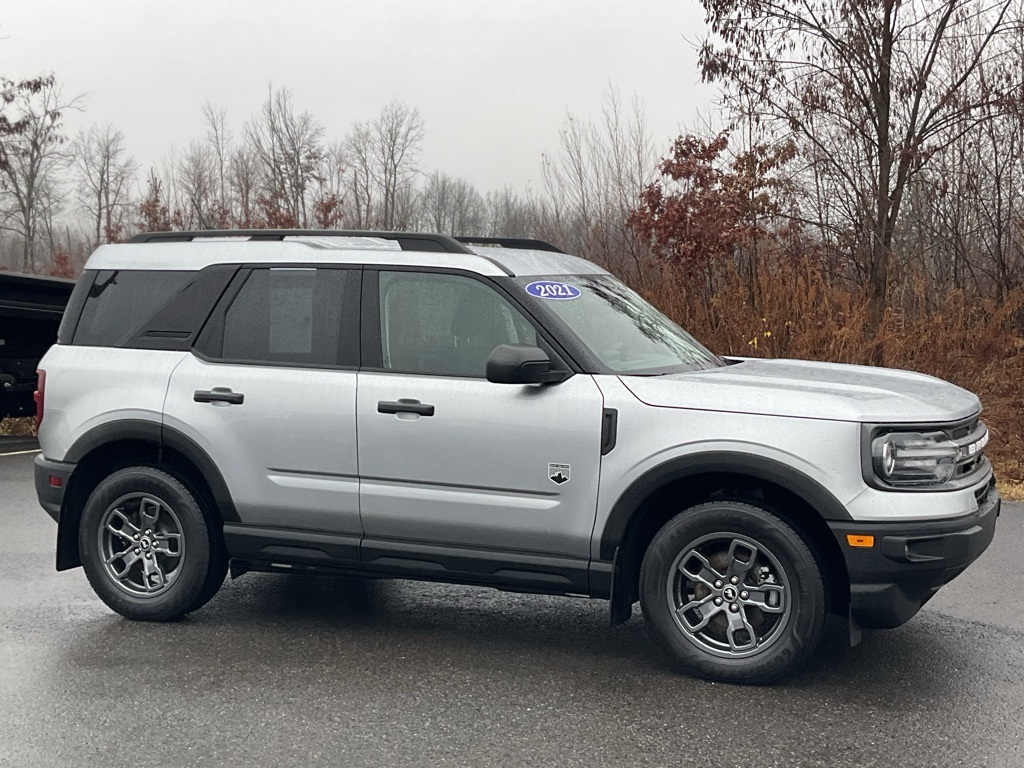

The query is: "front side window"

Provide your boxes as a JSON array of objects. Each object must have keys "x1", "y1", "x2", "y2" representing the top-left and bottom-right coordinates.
[
  {"x1": 213, "y1": 267, "x2": 355, "y2": 366},
  {"x1": 378, "y1": 271, "x2": 537, "y2": 377},
  {"x1": 515, "y1": 275, "x2": 724, "y2": 374}
]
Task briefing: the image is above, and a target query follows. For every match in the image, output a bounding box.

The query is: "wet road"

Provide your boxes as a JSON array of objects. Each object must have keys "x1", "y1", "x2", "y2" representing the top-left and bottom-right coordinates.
[{"x1": 2, "y1": 446, "x2": 1022, "y2": 767}]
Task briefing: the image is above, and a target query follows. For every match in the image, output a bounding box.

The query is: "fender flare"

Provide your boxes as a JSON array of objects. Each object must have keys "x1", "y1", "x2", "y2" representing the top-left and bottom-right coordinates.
[
  {"x1": 598, "y1": 451, "x2": 852, "y2": 561},
  {"x1": 63, "y1": 419, "x2": 239, "y2": 522}
]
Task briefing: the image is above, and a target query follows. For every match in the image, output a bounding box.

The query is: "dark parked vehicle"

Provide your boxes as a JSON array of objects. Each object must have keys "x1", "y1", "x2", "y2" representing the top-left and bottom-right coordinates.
[{"x1": 0, "y1": 271, "x2": 74, "y2": 420}]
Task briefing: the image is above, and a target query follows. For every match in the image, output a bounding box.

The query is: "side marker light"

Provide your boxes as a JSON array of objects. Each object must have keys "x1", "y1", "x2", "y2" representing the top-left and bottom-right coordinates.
[{"x1": 846, "y1": 534, "x2": 875, "y2": 548}]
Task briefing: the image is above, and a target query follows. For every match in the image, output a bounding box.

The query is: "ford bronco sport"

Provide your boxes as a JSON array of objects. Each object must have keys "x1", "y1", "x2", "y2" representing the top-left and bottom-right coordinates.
[{"x1": 33, "y1": 230, "x2": 1000, "y2": 683}]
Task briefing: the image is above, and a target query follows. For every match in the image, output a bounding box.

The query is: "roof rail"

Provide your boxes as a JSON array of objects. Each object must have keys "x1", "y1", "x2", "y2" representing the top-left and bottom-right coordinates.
[
  {"x1": 454, "y1": 236, "x2": 564, "y2": 254},
  {"x1": 127, "y1": 230, "x2": 476, "y2": 254}
]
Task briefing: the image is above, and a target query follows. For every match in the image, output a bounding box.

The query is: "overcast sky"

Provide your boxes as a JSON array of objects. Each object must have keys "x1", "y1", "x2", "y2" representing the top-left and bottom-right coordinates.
[{"x1": 2, "y1": 0, "x2": 716, "y2": 192}]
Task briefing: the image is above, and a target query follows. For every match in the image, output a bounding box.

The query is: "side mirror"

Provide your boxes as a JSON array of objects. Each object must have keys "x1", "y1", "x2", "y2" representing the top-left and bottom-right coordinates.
[{"x1": 486, "y1": 344, "x2": 570, "y2": 385}]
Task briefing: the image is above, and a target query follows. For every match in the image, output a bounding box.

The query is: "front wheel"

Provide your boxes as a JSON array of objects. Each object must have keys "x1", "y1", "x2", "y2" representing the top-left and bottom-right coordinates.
[{"x1": 640, "y1": 501, "x2": 825, "y2": 684}]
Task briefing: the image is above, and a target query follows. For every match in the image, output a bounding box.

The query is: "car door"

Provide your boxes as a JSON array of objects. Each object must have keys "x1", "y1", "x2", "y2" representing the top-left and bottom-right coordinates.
[
  {"x1": 356, "y1": 269, "x2": 605, "y2": 588},
  {"x1": 163, "y1": 266, "x2": 363, "y2": 561}
]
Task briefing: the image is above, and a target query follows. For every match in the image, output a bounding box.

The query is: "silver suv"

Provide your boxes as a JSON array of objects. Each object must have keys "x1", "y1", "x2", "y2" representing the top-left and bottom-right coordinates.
[{"x1": 33, "y1": 230, "x2": 1000, "y2": 683}]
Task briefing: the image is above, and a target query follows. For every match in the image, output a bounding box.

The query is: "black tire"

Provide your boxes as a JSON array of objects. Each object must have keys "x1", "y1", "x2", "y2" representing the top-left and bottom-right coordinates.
[
  {"x1": 78, "y1": 466, "x2": 227, "y2": 621},
  {"x1": 640, "y1": 501, "x2": 825, "y2": 684}
]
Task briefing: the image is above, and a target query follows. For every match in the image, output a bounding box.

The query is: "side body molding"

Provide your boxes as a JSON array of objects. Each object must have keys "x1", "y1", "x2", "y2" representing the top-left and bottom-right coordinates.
[{"x1": 598, "y1": 451, "x2": 853, "y2": 561}]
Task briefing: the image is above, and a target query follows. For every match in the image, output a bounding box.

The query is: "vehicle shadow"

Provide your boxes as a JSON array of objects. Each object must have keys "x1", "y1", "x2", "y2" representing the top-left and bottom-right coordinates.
[
  {"x1": 82, "y1": 573, "x2": 998, "y2": 694},
  {"x1": 58, "y1": 570, "x2": 1011, "y2": 713}
]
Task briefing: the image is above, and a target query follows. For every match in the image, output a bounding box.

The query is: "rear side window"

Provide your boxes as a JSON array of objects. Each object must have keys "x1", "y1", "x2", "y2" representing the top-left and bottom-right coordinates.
[
  {"x1": 72, "y1": 270, "x2": 194, "y2": 347},
  {"x1": 199, "y1": 267, "x2": 359, "y2": 367}
]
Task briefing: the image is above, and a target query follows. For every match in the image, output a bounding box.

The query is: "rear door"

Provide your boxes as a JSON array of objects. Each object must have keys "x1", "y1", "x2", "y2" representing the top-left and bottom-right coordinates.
[{"x1": 163, "y1": 266, "x2": 362, "y2": 558}]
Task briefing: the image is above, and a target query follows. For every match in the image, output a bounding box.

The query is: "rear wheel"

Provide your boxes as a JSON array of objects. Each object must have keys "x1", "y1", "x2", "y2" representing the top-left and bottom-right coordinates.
[
  {"x1": 640, "y1": 501, "x2": 825, "y2": 684},
  {"x1": 79, "y1": 467, "x2": 227, "y2": 621}
]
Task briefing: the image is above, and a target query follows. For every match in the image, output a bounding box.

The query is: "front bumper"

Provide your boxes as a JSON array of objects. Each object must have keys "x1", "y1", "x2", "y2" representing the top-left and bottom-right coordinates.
[
  {"x1": 34, "y1": 453, "x2": 74, "y2": 523},
  {"x1": 830, "y1": 480, "x2": 1000, "y2": 629}
]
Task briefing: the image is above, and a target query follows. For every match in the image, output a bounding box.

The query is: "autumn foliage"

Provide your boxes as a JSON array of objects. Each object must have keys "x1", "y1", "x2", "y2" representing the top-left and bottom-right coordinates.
[{"x1": 628, "y1": 132, "x2": 794, "y2": 275}]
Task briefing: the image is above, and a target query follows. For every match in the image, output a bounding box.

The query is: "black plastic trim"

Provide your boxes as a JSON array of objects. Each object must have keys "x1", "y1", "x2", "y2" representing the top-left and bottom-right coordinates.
[
  {"x1": 128, "y1": 229, "x2": 477, "y2": 254},
  {"x1": 455, "y1": 236, "x2": 565, "y2": 254},
  {"x1": 161, "y1": 425, "x2": 240, "y2": 523},
  {"x1": 56, "y1": 271, "x2": 93, "y2": 344},
  {"x1": 599, "y1": 452, "x2": 853, "y2": 560},
  {"x1": 223, "y1": 528, "x2": 593, "y2": 596},
  {"x1": 831, "y1": 484, "x2": 999, "y2": 628},
  {"x1": 63, "y1": 419, "x2": 162, "y2": 463},
  {"x1": 378, "y1": 399, "x2": 434, "y2": 416},
  {"x1": 600, "y1": 408, "x2": 618, "y2": 455},
  {"x1": 194, "y1": 389, "x2": 244, "y2": 405},
  {"x1": 122, "y1": 264, "x2": 238, "y2": 351},
  {"x1": 224, "y1": 524, "x2": 361, "y2": 569},
  {"x1": 62, "y1": 419, "x2": 240, "y2": 523},
  {"x1": 33, "y1": 453, "x2": 72, "y2": 523},
  {"x1": 361, "y1": 538, "x2": 591, "y2": 595}
]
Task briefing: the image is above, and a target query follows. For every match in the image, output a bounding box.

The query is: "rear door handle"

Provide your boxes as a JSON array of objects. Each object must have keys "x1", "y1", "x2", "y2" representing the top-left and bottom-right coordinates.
[
  {"x1": 378, "y1": 399, "x2": 434, "y2": 416},
  {"x1": 194, "y1": 388, "x2": 244, "y2": 405}
]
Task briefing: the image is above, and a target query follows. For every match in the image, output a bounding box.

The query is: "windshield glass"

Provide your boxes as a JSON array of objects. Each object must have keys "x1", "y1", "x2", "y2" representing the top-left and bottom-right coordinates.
[{"x1": 516, "y1": 275, "x2": 724, "y2": 374}]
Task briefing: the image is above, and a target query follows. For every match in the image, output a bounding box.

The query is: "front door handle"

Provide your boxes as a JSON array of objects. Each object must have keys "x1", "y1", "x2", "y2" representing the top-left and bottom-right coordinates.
[
  {"x1": 194, "y1": 388, "x2": 244, "y2": 405},
  {"x1": 378, "y1": 398, "x2": 434, "y2": 416}
]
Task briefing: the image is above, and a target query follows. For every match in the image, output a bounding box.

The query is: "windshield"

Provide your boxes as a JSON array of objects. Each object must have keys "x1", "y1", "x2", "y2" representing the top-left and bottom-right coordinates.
[{"x1": 516, "y1": 275, "x2": 724, "y2": 374}]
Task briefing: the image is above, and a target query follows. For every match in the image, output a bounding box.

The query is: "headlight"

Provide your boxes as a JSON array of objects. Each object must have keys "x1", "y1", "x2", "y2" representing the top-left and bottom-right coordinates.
[{"x1": 871, "y1": 431, "x2": 958, "y2": 486}]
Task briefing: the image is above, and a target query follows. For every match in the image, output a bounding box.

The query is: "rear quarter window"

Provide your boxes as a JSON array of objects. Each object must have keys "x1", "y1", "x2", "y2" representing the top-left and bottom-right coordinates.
[{"x1": 70, "y1": 267, "x2": 234, "y2": 349}]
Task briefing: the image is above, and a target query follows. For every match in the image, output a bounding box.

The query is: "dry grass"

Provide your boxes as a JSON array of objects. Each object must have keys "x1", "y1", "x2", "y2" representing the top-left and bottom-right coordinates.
[
  {"x1": 638, "y1": 258, "x2": 1024, "y2": 487},
  {"x1": 0, "y1": 417, "x2": 35, "y2": 437}
]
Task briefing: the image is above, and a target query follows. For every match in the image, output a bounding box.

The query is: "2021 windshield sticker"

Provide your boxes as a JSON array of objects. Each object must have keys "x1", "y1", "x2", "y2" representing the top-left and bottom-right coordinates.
[{"x1": 525, "y1": 281, "x2": 582, "y2": 300}]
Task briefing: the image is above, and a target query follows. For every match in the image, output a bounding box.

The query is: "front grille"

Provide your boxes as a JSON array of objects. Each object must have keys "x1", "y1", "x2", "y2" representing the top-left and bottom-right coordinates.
[
  {"x1": 948, "y1": 420, "x2": 979, "y2": 441},
  {"x1": 947, "y1": 420, "x2": 988, "y2": 479}
]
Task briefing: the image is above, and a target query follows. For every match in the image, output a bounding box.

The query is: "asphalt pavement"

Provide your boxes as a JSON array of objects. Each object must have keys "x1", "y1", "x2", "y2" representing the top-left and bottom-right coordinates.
[{"x1": 1, "y1": 443, "x2": 1022, "y2": 767}]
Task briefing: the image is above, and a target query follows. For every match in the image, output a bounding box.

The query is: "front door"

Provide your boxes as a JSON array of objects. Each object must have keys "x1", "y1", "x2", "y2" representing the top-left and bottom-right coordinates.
[{"x1": 356, "y1": 270, "x2": 605, "y2": 582}]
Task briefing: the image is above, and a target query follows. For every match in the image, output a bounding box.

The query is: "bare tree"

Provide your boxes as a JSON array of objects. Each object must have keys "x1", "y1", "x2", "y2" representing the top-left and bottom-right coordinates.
[
  {"x1": 345, "y1": 100, "x2": 425, "y2": 230},
  {"x1": 542, "y1": 86, "x2": 656, "y2": 277},
  {"x1": 418, "y1": 171, "x2": 485, "y2": 235},
  {"x1": 485, "y1": 186, "x2": 543, "y2": 239},
  {"x1": 244, "y1": 86, "x2": 325, "y2": 226},
  {"x1": 344, "y1": 120, "x2": 376, "y2": 228},
  {"x1": 175, "y1": 141, "x2": 220, "y2": 229},
  {"x1": 699, "y1": 0, "x2": 1023, "y2": 346},
  {"x1": 202, "y1": 102, "x2": 231, "y2": 215},
  {"x1": 72, "y1": 123, "x2": 139, "y2": 247},
  {"x1": 0, "y1": 76, "x2": 78, "y2": 271},
  {"x1": 228, "y1": 146, "x2": 259, "y2": 228},
  {"x1": 310, "y1": 141, "x2": 346, "y2": 229}
]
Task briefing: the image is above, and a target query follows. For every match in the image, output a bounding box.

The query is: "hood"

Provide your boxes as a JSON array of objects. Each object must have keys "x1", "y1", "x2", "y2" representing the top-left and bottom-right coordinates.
[{"x1": 620, "y1": 357, "x2": 981, "y2": 424}]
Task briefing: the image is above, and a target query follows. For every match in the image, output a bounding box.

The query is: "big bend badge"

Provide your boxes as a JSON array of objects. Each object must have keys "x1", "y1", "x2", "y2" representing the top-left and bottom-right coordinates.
[{"x1": 548, "y1": 463, "x2": 571, "y2": 485}]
